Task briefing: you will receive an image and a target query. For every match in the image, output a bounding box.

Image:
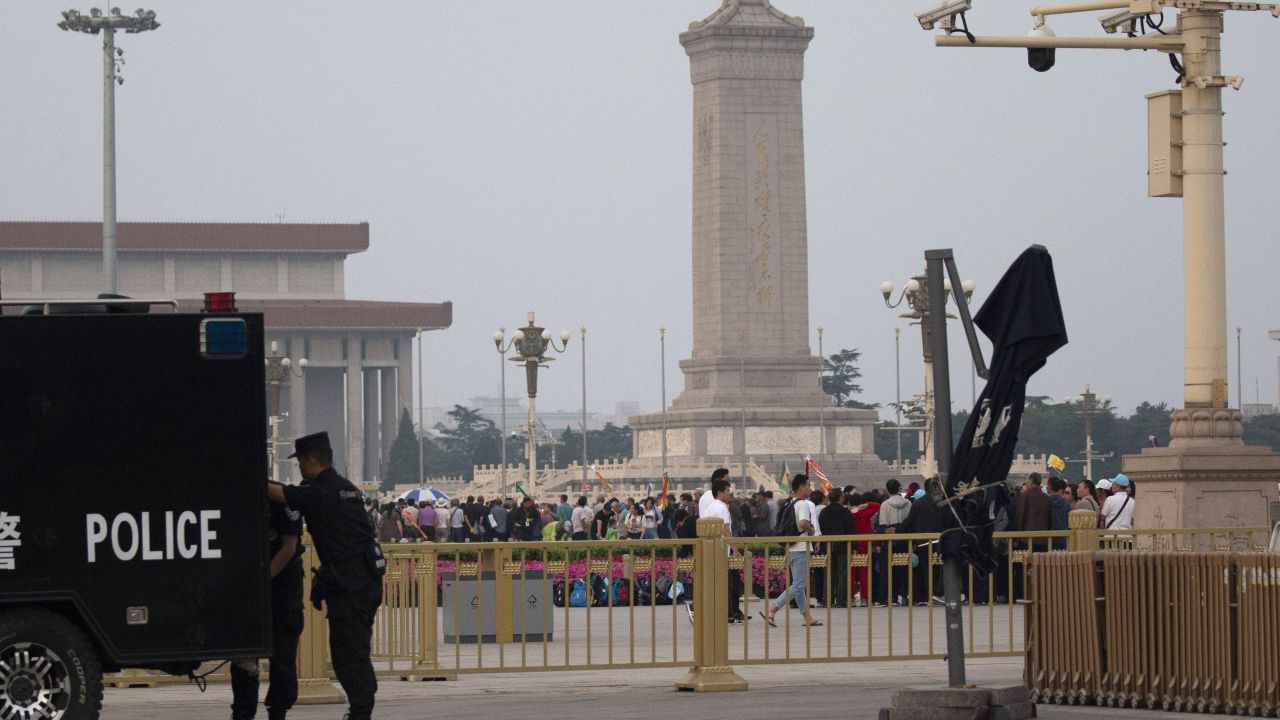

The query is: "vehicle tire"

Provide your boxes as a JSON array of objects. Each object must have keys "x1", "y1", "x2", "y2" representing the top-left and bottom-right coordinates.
[{"x1": 0, "y1": 608, "x2": 103, "y2": 720}]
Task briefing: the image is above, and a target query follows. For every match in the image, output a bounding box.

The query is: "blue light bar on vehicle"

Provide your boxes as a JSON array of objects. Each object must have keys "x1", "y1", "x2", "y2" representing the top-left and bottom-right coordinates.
[{"x1": 200, "y1": 318, "x2": 248, "y2": 359}]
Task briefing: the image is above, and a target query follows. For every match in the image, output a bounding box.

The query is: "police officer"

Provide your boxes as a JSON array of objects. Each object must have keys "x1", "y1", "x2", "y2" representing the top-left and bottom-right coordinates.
[
  {"x1": 230, "y1": 498, "x2": 304, "y2": 720},
  {"x1": 266, "y1": 432, "x2": 383, "y2": 720}
]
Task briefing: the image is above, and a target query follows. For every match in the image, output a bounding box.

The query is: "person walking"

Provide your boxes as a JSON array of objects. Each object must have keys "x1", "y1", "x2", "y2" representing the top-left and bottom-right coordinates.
[
  {"x1": 230, "y1": 498, "x2": 303, "y2": 720},
  {"x1": 761, "y1": 475, "x2": 820, "y2": 627},
  {"x1": 267, "y1": 432, "x2": 383, "y2": 720}
]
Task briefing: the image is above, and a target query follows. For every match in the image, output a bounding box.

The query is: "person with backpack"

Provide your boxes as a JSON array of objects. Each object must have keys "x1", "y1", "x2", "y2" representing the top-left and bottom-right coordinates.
[{"x1": 760, "y1": 474, "x2": 820, "y2": 628}]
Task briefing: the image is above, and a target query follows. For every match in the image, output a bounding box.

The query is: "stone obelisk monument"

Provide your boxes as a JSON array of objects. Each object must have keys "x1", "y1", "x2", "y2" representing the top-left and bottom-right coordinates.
[{"x1": 630, "y1": 0, "x2": 883, "y2": 486}]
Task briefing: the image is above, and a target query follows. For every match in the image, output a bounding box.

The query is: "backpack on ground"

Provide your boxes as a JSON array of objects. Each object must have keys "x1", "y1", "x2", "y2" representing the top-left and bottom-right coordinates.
[{"x1": 567, "y1": 579, "x2": 589, "y2": 608}]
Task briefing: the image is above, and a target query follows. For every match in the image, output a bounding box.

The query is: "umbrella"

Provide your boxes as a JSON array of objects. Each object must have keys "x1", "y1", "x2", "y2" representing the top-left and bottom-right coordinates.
[{"x1": 398, "y1": 487, "x2": 450, "y2": 504}]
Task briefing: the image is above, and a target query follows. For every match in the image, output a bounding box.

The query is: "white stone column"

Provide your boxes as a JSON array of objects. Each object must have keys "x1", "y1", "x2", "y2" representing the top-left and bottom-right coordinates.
[
  {"x1": 381, "y1": 366, "x2": 398, "y2": 460},
  {"x1": 363, "y1": 368, "x2": 379, "y2": 486},
  {"x1": 345, "y1": 333, "x2": 364, "y2": 484}
]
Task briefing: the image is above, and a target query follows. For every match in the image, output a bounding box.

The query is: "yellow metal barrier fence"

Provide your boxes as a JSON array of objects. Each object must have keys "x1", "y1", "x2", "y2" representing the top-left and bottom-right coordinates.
[
  {"x1": 102, "y1": 520, "x2": 1272, "y2": 695},
  {"x1": 1027, "y1": 549, "x2": 1280, "y2": 715}
]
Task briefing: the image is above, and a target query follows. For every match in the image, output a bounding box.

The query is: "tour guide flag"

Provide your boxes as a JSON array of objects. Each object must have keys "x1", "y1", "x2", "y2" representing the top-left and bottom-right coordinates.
[
  {"x1": 514, "y1": 482, "x2": 530, "y2": 500},
  {"x1": 658, "y1": 471, "x2": 670, "y2": 501},
  {"x1": 942, "y1": 245, "x2": 1068, "y2": 572},
  {"x1": 591, "y1": 465, "x2": 614, "y2": 492},
  {"x1": 804, "y1": 456, "x2": 832, "y2": 492}
]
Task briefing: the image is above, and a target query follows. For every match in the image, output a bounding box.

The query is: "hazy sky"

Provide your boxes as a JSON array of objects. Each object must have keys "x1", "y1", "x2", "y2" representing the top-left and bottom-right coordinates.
[{"x1": 3, "y1": 1, "x2": 1278, "y2": 422}]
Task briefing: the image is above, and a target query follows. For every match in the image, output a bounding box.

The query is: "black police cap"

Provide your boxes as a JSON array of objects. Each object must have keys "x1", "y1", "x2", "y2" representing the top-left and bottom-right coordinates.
[{"x1": 288, "y1": 431, "x2": 332, "y2": 458}]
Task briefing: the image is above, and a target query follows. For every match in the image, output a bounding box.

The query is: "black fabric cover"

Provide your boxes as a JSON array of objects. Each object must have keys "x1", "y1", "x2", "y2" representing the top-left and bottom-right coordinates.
[{"x1": 941, "y1": 245, "x2": 1068, "y2": 572}]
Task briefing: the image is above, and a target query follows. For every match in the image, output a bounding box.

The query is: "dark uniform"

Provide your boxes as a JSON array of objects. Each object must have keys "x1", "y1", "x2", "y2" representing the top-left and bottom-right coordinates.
[
  {"x1": 278, "y1": 433, "x2": 383, "y2": 720},
  {"x1": 231, "y1": 502, "x2": 304, "y2": 720}
]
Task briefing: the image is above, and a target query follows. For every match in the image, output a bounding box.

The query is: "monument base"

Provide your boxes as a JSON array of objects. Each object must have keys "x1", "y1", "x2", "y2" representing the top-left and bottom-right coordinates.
[
  {"x1": 1123, "y1": 409, "x2": 1280, "y2": 530},
  {"x1": 629, "y1": 406, "x2": 889, "y2": 487}
]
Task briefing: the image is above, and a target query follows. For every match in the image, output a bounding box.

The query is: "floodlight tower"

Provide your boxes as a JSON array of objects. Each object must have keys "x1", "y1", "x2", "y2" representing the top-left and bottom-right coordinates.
[{"x1": 58, "y1": 7, "x2": 160, "y2": 294}]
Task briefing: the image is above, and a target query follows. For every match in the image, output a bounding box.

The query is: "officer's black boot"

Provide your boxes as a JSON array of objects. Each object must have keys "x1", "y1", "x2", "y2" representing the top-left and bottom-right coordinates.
[
  {"x1": 229, "y1": 706, "x2": 255, "y2": 720},
  {"x1": 266, "y1": 708, "x2": 287, "y2": 720}
]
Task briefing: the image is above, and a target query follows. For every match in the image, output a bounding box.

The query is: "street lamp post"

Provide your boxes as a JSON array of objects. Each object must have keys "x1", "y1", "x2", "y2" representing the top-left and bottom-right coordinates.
[
  {"x1": 581, "y1": 327, "x2": 588, "y2": 485},
  {"x1": 416, "y1": 327, "x2": 424, "y2": 487},
  {"x1": 895, "y1": 327, "x2": 903, "y2": 481},
  {"x1": 881, "y1": 274, "x2": 974, "y2": 479},
  {"x1": 57, "y1": 7, "x2": 160, "y2": 295},
  {"x1": 493, "y1": 326, "x2": 514, "y2": 489},
  {"x1": 265, "y1": 340, "x2": 307, "y2": 484},
  {"x1": 1065, "y1": 385, "x2": 1110, "y2": 482},
  {"x1": 501, "y1": 312, "x2": 569, "y2": 492},
  {"x1": 817, "y1": 325, "x2": 826, "y2": 456},
  {"x1": 660, "y1": 327, "x2": 668, "y2": 474}
]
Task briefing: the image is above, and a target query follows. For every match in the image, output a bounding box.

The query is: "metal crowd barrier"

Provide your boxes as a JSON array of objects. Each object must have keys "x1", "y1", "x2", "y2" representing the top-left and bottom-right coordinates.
[
  {"x1": 103, "y1": 517, "x2": 1272, "y2": 698},
  {"x1": 1027, "y1": 547, "x2": 1280, "y2": 715}
]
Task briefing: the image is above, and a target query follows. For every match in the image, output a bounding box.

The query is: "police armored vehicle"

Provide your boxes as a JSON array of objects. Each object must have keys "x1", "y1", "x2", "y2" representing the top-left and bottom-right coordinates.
[{"x1": 0, "y1": 292, "x2": 272, "y2": 720}]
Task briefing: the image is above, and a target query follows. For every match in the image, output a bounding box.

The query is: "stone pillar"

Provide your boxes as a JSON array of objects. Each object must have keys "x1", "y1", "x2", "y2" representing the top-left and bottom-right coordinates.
[
  {"x1": 398, "y1": 335, "x2": 413, "y2": 432},
  {"x1": 345, "y1": 333, "x2": 364, "y2": 484},
  {"x1": 363, "y1": 368, "x2": 380, "y2": 487},
  {"x1": 381, "y1": 366, "x2": 399, "y2": 459},
  {"x1": 672, "y1": 0, "x2": 827, "y2": 411}
]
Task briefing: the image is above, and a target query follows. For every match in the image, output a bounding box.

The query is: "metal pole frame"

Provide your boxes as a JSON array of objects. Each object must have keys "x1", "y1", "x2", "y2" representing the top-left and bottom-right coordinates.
[
  {"x1": 102, "y1": 26, "x2": 117, "y2": 294},
  {"x1": 582, "y1": 327, "x2": 588, "y2": 485},
  {"x1": 924, "y1": 247, "x2": 973, "y2": 688}
]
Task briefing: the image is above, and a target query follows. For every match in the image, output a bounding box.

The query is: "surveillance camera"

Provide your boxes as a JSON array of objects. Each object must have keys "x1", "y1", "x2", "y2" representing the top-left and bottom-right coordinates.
[
  {"x1": 1027, "y1": 23, "x2": 1056, "y2": 73},
  {"x1": 1099, "y1": 9, "x2": 1147, "y2": 34},
  {"x1": 915, "y1": 0, "x2": 972, "y2": 30}
]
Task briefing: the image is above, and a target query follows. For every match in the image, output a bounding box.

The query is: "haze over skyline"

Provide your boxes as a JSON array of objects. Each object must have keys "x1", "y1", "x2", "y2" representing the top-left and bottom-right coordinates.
[{"x1": 3, "y1": 1, "x2": 1278, "y2": 425}]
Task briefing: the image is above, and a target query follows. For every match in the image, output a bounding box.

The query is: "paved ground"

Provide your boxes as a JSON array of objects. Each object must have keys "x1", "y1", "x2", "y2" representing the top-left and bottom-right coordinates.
[{"x1": 102, "y1": 656, "x2": 1220, "y2": 720}]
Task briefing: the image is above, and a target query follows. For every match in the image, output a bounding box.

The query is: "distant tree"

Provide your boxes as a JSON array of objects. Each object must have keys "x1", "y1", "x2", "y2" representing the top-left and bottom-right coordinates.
[
  {"x1": 436, "y1": 405, "x2": 499, "y2": 482},
  {"x1": 1244, "y1": 413, "x2": 1280, "y2": 451},
  {"x1": 822, "y1": 348, "x2": 879, "y2": 408},
  {"x1": 382, "y1": 408, "x2": 420, "y2": 491},
  {"x1": 589, "y1": 423, "x2": 633, "y2": 462}
]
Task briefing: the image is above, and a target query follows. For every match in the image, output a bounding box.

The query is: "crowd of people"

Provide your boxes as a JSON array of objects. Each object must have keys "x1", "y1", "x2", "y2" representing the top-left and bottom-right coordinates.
[{"x1": 363, "y1": 467, "x2": 1137, "y2": 621}]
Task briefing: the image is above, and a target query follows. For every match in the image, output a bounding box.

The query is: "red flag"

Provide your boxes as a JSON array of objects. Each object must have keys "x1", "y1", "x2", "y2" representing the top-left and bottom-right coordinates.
[
  {"x1": 659, "y1": 471, "x2": 670, "y2": 502},
  {"x1": 591, "y1": 465, "x2": 614, "y2": 492}
]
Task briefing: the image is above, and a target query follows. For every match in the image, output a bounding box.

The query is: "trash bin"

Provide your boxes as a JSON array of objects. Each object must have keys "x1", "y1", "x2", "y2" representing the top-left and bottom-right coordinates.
[{"x1": 441, "y1": 569, "x2": 553, "y2": 643}]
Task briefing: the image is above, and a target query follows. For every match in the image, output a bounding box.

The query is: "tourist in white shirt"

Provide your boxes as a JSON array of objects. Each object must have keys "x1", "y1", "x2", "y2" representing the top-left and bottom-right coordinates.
[
  {"x1": 761, "y1": 475, "x2": 820, "y2": 627},
  {"x1": 702, "y1": 476, "x2": 746, "y2": 623},
  {"x1": 1100, "y1": 474, "x2": 1135, "y2": 530},
  {"x1": 699, "y1": 468, "x2": 730, "y2": 517}
]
